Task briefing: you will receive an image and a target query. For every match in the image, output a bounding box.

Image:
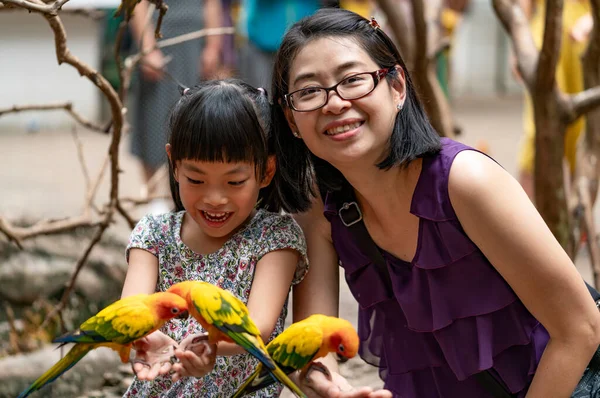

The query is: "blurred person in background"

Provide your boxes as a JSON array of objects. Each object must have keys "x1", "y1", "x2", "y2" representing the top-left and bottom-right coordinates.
[
  {"x1": 515, "y1": 0, "x2": 591, "y2": 200},
  {"x1": 236, "y1": 0, "x2": 336, "y2": 94},
  {"x1": 128, "y1": 0, "x2": 224, "y2": 214}
]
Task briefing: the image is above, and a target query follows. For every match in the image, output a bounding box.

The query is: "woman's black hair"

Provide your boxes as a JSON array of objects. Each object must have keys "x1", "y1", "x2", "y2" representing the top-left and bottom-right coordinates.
[
  {"x1": 167, "y1": 79, "x2": 298, "y2": 213},
  {"x1": 271, "y1": 8, "x2": 441, "y2": 213}
]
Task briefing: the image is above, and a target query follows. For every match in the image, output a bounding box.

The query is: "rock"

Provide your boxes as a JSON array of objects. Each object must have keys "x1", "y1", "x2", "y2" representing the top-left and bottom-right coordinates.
[
  {"x1": 0, "y1": 345, "x2": 121, "y2": 398},
  {"x1": 0, "y1": 229, "x2": 127, "y2": 307}
]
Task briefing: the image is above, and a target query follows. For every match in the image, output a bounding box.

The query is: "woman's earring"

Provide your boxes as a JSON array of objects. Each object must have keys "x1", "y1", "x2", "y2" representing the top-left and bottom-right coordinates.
[
  {"x1": 292, "y1": 130, "x2": 301, "y2": 138},
  {"x1": 396, "y1": 103, "x2": 403, "y2": 111}
]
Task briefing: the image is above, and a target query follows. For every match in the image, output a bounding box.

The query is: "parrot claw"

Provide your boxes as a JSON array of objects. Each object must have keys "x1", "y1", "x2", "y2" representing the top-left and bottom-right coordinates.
[
  {"x1": 302, "y1": 361, "x2": 332, "y2": 384},
  {"x1": 169, "y1": 345, "x2": 180, "y2": 364},
  {"x1": 185, "y1": 334, "x2": 212, "y2": 354}
]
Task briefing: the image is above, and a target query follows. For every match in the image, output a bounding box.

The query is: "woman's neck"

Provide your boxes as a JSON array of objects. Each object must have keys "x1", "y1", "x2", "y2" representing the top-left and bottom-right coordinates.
[{"x1": 338, "y1": 158, "x2": 422, "y2": 222}]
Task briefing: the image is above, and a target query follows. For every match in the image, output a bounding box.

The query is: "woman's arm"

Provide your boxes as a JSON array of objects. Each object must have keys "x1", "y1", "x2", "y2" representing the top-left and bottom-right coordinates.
[
  {"x1": 293, "y1": 196, "x2": 342, "y2": 374},
  {"x1": 128, "y1": 1, "x2": 165, "y2": 81},
  {"x1": 293, "y1": 198, "x2": 392, "y2": 398},
  {"x1": 201, "y1": 0, "x2": 224, "y2": 78},
  {"x1": 214, "y1": 248, "x2": 300, "y2": 356},
  {"x1": 449, "y1": 150, "x2": 600, "y2": 397}
]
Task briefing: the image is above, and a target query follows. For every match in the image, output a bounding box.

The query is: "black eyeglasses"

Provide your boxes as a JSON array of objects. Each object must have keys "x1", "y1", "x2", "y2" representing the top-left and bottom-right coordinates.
[{"x1": 284, "y1": 68, "x2": 393, "y2": 112}]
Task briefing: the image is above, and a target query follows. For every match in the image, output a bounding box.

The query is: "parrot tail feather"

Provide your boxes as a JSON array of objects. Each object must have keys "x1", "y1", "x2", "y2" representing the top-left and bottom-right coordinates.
[
  {"x1": 17, "y1": 344, "x2": 93, "y2": 398},
  {"x1": 231, "y1": 365, "x2": 262, "y2": 398},
  {"x1": 227, "y1": 332, "x2": 306, "y2": 397}
]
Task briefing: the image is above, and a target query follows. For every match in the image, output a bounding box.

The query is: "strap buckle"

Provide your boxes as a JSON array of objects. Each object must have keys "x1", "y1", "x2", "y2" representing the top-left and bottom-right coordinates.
[{"x1": 338, "y1": 202, "x2": 363, "y2": 227}]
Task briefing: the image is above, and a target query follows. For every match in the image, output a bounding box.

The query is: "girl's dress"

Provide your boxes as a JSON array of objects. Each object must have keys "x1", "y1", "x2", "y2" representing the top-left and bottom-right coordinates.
[
  {"x1": 518, "y1": 0, "x2": 590, "y2": 175},
  {"x1": 123, "y1": 209, "x2": 308, "y2": 397},
  {"x1": 325, "y1": 138, "x2": 549, "y2": 397}
]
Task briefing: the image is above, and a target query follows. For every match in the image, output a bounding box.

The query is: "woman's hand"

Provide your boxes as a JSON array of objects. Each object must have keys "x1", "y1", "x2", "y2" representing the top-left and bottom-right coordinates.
[
  {"x1": 296, "y1": 362, "x2": 393, "y2": 398},
  {"x1": 170, "y1": 333, "x2": 217, "y2": 382},
  {"x1": 131, "y1": 330, "x2": 179, "y2": 381}
]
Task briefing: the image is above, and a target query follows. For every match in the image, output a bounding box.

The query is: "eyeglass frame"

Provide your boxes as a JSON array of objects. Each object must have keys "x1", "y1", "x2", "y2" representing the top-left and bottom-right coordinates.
[{"x1": 283, "y1": 67, "x2": 394, "y2": 112}]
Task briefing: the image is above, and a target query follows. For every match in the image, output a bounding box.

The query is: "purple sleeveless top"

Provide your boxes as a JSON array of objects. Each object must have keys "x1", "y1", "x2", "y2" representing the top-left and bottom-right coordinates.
[{"x1": 323, "y1": 138, "x2": 549, "y2": 397}]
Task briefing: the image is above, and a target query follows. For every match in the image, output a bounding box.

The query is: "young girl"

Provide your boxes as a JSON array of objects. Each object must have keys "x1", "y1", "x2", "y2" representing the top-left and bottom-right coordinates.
[{"x1": 121, "y1": 79, "x2": 308, "y2": 397}]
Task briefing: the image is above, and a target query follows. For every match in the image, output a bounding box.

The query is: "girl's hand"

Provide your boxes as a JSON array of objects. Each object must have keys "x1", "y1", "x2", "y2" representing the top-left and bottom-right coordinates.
[
  {"x1": 131, "y1": 330, "x2": 179, "y2": 381},
  {"x1": 171, "y1": 333, "x2": 217, "y2": 382},
  {"x1": 296, "y1": 362, "x2": 393, "y2": 398}
]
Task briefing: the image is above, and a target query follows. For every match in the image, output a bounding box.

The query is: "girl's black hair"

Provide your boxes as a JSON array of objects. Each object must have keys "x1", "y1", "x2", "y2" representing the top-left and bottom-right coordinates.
[
  {"x1": 271, "y1": 8, "x2": 441, "y2": 213},
  {"x1": 168, "y1": 79, "x2": 299, "y2": 213}
]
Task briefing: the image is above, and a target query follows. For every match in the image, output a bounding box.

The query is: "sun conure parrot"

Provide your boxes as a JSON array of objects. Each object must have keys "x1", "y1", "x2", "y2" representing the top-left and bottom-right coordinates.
[
  {"x1": 166, "y1": 281, "x2": 307, "y2": 398},
  {"x1": 17, "y1": 292, "x2": 188, "y2": 398},
  {"x1": 231, "y1": 314, "x2": 360, "y2": 397}
]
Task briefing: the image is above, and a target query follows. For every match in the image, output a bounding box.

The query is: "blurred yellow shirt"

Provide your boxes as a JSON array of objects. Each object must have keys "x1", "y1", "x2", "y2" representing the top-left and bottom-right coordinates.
[{"x1": 339, "y1": 0, "x2": 372, "y2": 18}]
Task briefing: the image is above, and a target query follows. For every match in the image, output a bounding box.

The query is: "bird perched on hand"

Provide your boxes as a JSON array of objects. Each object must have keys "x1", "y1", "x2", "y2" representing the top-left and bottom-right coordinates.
[
  {"x1": 17, "y1": 292, "x2": 188, "y2": 398},
  {"x1": 167, "y1": 280, "x2": 306, "y2": 398},
  {"x1": 232, "y1": 314, "x2": 359, "y2": 397}
]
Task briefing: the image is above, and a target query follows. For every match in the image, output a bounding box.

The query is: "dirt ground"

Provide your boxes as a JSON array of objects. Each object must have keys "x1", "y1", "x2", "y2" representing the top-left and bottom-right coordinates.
[{"x1": 1, "y1": 94, "x2": 598, "y2": 393}]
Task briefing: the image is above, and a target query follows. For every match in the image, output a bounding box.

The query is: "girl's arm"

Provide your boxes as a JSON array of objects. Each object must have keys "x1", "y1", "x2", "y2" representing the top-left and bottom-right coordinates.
[
  {"x1": 214, "y1": 248, "x2": 300, "y2": 356},
  {"x1": 121, "y1": 249, "x2": 159, "y2": 297},
  {"x1": 122, "y1": 248, "x2": 178, "y2": 381},
  {"x1": 449, "y1": 150, "x2": 600, "y2": 397}
]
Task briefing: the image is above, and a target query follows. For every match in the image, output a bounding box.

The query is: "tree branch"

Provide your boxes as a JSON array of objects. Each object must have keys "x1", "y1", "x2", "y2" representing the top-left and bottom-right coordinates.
[
  {"x1": 0, "y1": 5, "x2": 104, "y2": 19},
  {"x1": 1, "y1": 0, "x2": 68, "y2": 15},
  {"x1": 567, "y1": 86, "x2": 600, "y2": 122},
  {"x1": 0, "y1": 102, "x2": 106, "y2": 133},
  {"x1": 411, "y1": 0, "x2": 427, "y2": 71},
  {"x1": 492, "y1": 0, "x2": 538, "y2": 89},
  {"x1": 374, "y1": 0, "x2": 414, "y2": 68},
  {"x1": 41, "y1": 223, "x2": 108, "y2": 329},
  {"x1": 536, "y1": 0, "x2": 563, "y2": 91}
]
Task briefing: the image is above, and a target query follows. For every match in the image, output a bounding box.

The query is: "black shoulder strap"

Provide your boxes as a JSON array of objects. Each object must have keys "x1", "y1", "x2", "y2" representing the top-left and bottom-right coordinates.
[{"x1": 335, "y1": 185, "x2": 393, "y2": 293}]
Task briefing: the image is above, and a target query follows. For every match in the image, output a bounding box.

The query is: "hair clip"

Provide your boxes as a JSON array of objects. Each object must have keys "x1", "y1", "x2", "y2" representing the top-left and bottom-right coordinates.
[
  {"x1": 368, "y1": 16, "x2": 381, "y2": 30},
  {"x1": 257, "y1": 87, "x2": 269, "y2": 99},
  {"x1": 182, "y1": 87, "x2": 190, "y2": 96}
]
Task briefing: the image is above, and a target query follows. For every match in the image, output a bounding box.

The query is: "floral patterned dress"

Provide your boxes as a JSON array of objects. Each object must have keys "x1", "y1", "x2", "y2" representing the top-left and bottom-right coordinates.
[{"x1": 123, "y1": 209, "x2": 308, "y2": 398}]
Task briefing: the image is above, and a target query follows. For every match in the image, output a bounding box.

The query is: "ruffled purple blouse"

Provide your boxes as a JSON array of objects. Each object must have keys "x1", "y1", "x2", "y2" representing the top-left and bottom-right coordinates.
[{"x1": 324, "y1": 138, "x2": 549, "y2": 397}]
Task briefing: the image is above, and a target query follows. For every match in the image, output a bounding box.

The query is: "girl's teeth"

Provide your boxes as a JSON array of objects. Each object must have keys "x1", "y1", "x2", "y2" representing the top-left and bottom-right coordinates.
[{"x1": 203, "y1": 211, "x2": 230, "y2": 222}]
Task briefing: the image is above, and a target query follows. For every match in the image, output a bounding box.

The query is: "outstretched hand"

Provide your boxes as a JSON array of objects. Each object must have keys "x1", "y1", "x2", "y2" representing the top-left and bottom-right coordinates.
[
  {"x1": 131, "y1": 330, "x2": 179, "y2": 381},
  {"x1": 296, "y1": 362, "x2": 393, "y2": 398},
  {"x1": 171, "y1": 332, "x2": 217, "y2": 382}
]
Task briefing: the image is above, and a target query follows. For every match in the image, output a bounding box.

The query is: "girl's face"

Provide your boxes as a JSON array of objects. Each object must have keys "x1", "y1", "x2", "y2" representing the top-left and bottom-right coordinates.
[
  {"x1": 170, "y1": 155, "x2": 275, "y2": 240},
  {"x1": 285, "y1": 37, "x2": 405, "y2": 168}
]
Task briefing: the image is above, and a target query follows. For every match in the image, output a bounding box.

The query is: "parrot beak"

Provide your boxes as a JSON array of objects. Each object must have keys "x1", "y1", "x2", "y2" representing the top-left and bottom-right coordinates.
[{"x1": 177, "y1": 309, "x2": 189, "y2": 320}]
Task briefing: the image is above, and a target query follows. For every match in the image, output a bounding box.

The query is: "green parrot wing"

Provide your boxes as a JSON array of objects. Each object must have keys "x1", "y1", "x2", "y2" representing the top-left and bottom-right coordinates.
[
  {"x1": 57, "y1": 295, "x2": 156, "y2": 345},
  {"x1": 268, "y1": 322, "x2": 323, "y2": 370},
  {"x1": 191, "y1": 283, "x2": 261, "y2": 336}
]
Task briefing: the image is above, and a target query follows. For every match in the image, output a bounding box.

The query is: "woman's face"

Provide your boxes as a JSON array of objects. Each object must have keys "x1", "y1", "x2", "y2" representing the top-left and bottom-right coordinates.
[{"x1": 285, "y1": 36, "x2": 405, "y2": 168}]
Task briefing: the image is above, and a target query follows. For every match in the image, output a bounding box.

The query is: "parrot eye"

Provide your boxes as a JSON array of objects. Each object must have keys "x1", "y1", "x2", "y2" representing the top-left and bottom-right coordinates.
[
  {"x1": 338, "y1": 344, "x2": 345, "y2": 353},
  {"x1": 171, "y1": 308, "x2": 180, "y2": 314}
]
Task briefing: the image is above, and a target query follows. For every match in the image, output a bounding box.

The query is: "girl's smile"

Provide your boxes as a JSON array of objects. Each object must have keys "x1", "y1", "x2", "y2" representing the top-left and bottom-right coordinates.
[{"x1": 200, "y1": 210, "x2": 234, "y2": 228}]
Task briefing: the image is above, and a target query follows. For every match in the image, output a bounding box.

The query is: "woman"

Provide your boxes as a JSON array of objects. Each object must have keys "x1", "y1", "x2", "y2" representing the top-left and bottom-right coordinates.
[{"x1": 271, "y1": 8, "x2": 600, "y2": 398}]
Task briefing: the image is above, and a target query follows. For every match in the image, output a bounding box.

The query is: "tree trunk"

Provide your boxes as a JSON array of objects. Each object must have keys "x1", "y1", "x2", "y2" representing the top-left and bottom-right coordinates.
[{"x1": 375, "y1": 0, "x2": 456, "y2": 137}]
